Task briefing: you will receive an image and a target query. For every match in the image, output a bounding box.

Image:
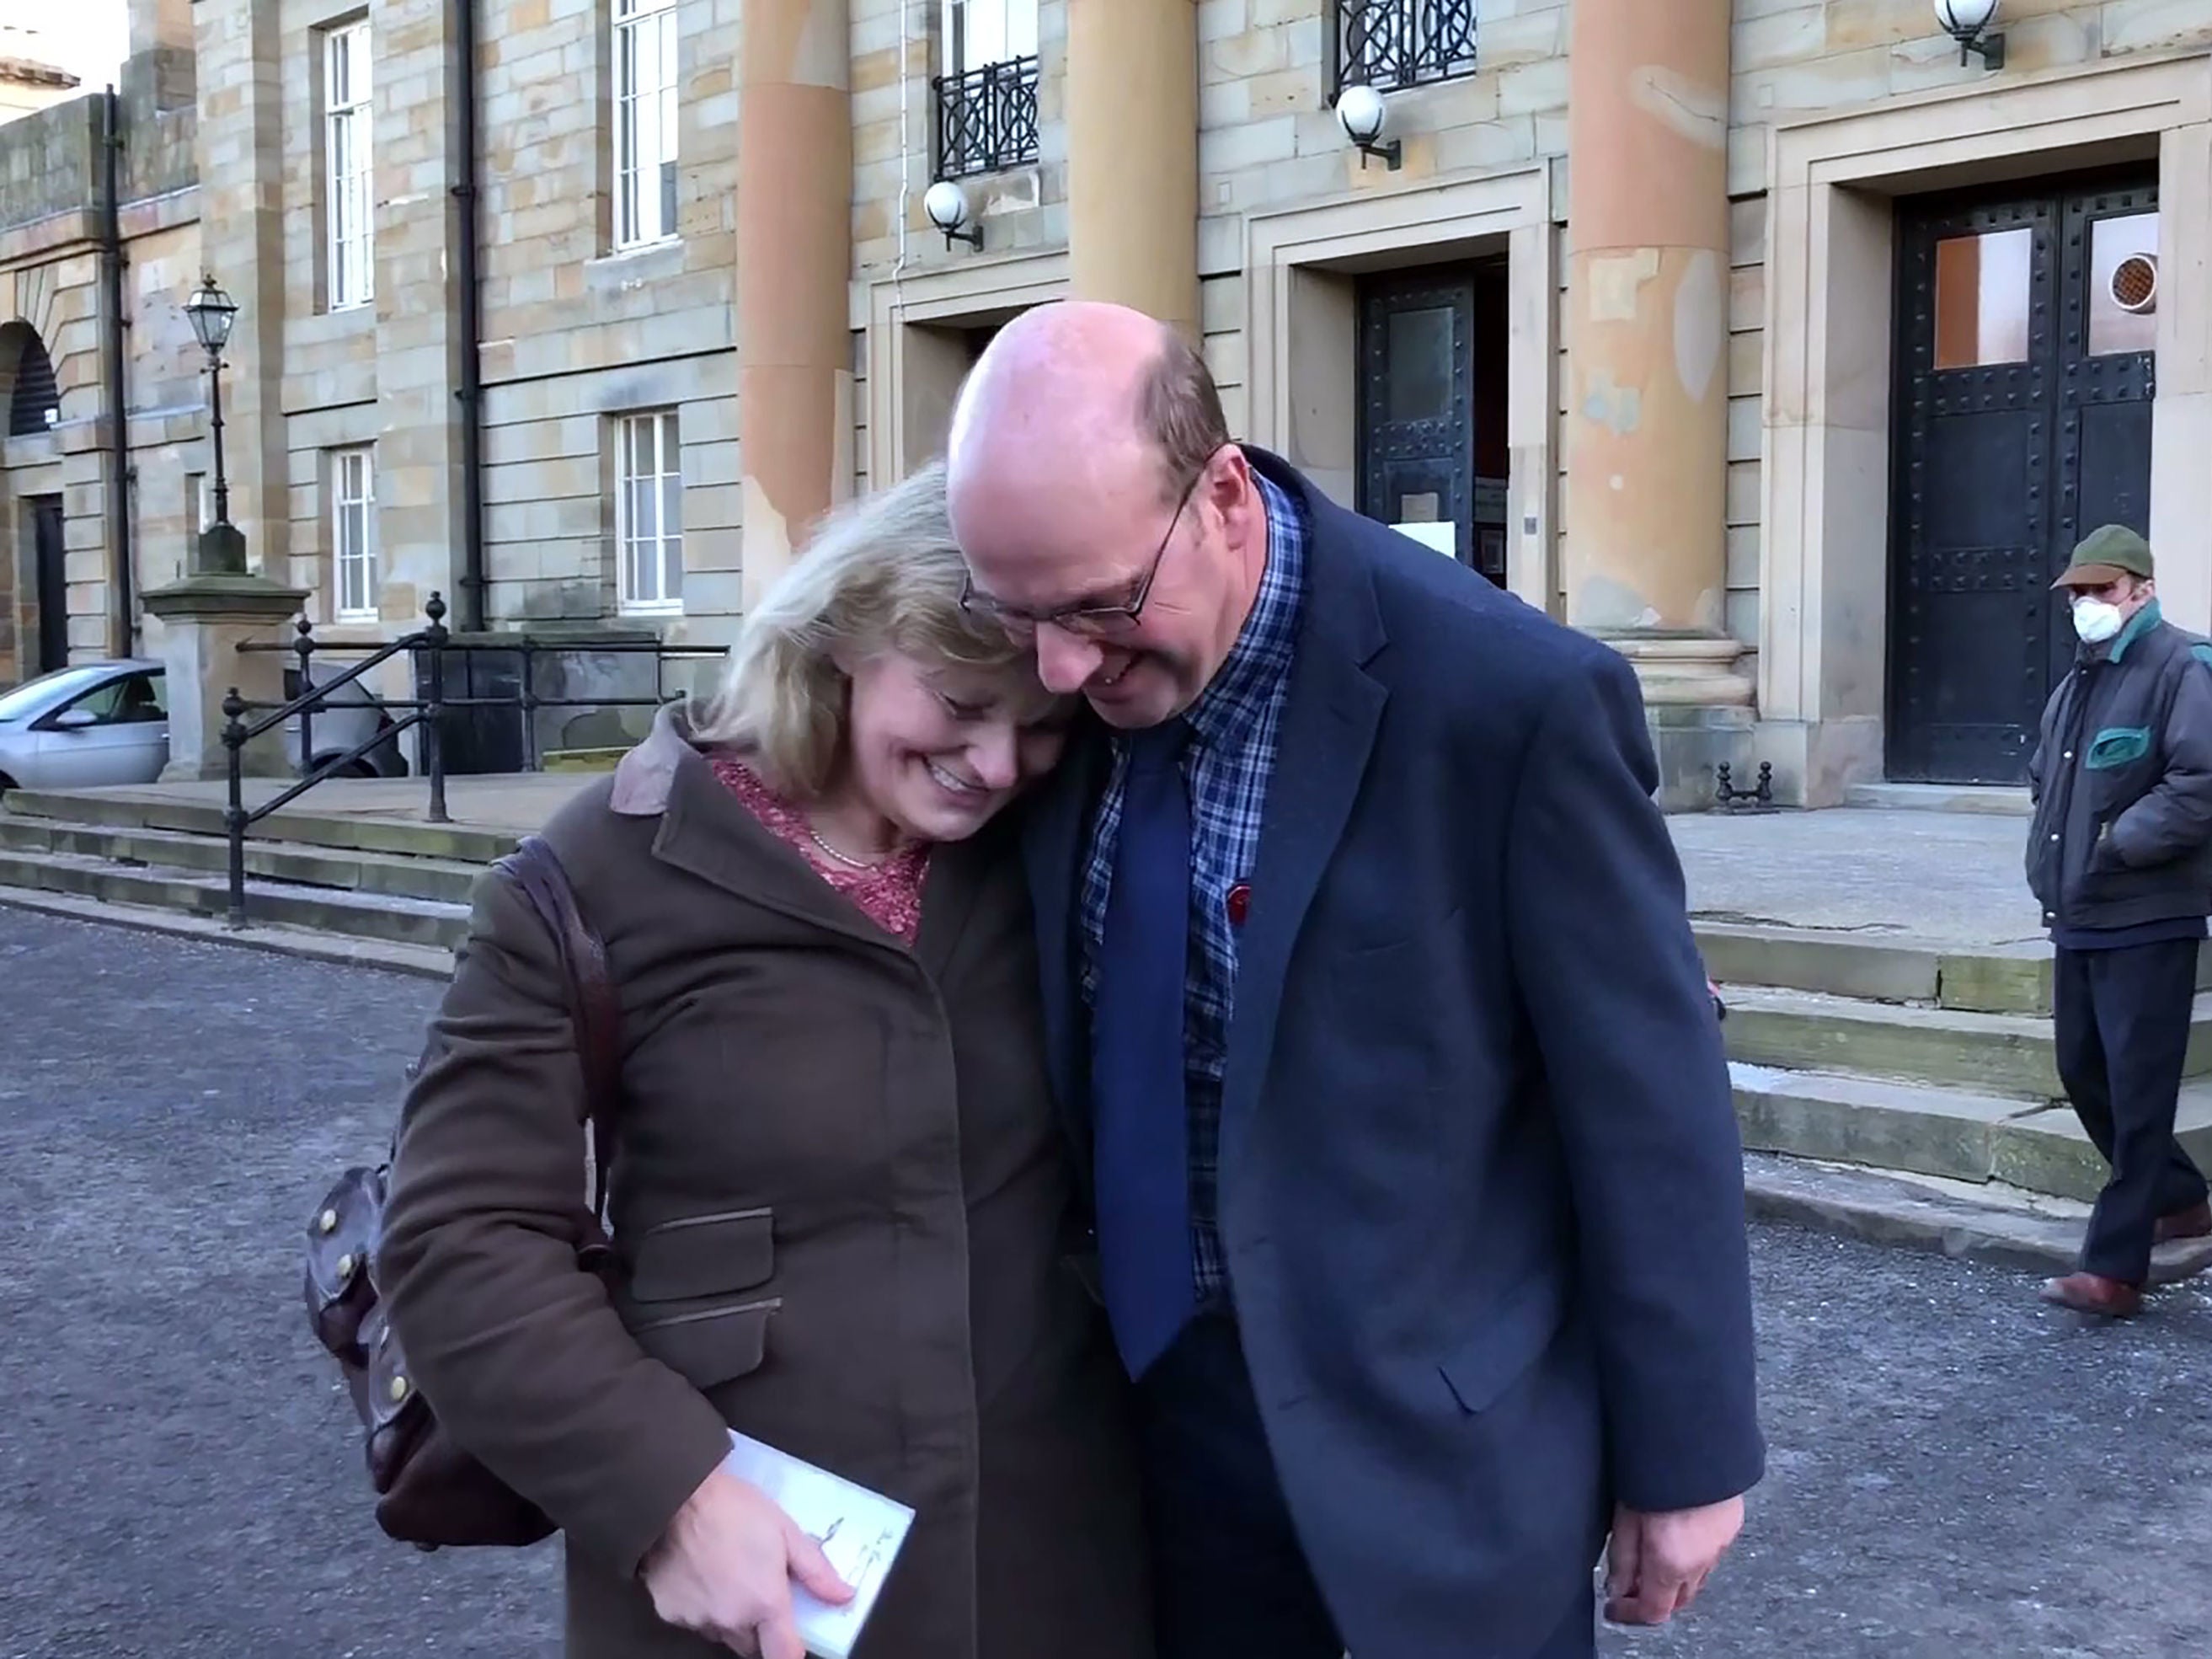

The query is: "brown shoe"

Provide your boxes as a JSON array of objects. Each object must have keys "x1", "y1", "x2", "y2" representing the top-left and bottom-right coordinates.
[
  {"x1": 2039, "y1": 1272, "x2": 2144, "y2": 1318},
  {"x1": 2154, "y1": 1201, "x2": 2212, "y2": 1244}
]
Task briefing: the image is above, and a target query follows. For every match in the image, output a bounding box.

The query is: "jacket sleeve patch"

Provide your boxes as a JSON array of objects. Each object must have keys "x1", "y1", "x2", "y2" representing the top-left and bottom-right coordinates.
[{"x1": 2086, "y1": 725, "x2": 2154, "y2": 769}]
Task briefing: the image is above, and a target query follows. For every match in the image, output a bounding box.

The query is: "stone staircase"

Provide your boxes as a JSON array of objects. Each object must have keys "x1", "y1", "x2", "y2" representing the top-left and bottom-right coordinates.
[
  {"x1": 0, "y1": 786, "x2": 507, "y2": 966},
  {"x1": 4, "y1": 782, "x2": 2208, "y2": 1216},
  {"x1": 1706, "y1": 922, "x2": 2212, "y2": 1204}
]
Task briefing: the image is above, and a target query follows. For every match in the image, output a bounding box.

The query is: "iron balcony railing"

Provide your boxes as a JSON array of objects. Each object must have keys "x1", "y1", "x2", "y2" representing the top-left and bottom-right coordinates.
[
  {"x1": 933, "y1": 55, "x2": 1040, "y2": 180},
  {"x1": 218, "y1": 592, "x2": 722, "y2": 930},
  {"x1": 1329, "y1": 0, "x2": 1479, "y2": 99}
]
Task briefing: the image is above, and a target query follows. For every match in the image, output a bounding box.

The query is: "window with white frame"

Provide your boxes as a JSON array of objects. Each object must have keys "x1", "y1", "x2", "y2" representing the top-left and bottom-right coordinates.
[
  {"x1": 332, "y1": 447, "x2": 378, "y2": 621},
  {"x1": 941, "y1": 0, "x2": 1037, "y2": 76},
  {"x1": 616, "y1": 410, "x2": 682, "y2": 614},
  {"x1": 613, "y1": 0, "x2": 680, "y2": 249},
  {"x1": 324, "y1": 19, "x2": 374, "y2": 310}
]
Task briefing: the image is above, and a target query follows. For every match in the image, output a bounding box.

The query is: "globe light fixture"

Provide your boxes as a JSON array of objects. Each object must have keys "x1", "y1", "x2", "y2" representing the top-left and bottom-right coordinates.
[
  {"x1": 1933, "y1": 0, "x2": 2005, "y2": 69},
  {"x1": 1334, "y1": 83, "x2": 1402, "y2": 171},
  {"x1": 924, "y1": 179, "x2": 982, "y2": 252}
]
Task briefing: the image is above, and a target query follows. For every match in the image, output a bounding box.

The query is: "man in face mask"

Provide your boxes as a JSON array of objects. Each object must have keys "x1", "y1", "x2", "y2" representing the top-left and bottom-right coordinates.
[{"x1": 2028, "y1": 524, "x2": 2212, "y2": 1316}]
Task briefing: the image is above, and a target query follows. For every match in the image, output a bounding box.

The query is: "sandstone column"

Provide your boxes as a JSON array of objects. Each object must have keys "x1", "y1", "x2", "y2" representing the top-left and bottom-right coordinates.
[
  {"x1": 1066, "y1": 0, "x2": 1199, "y2": 341},
  {"x1": 738, "y1": 0, "x2": 852, "y2": 609},
  {"x1": 1564, "y1": 0, "x2": 1747, "y2": 801}
]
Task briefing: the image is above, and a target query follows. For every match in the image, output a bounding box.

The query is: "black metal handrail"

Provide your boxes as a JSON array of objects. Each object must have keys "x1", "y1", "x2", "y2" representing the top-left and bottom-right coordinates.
[
  {"x1": 933, "y1": 55, "x2": 1040, "y2": 179},
  {"x1": 1329, "y1": 0, "x2": 1478, "y2": 98},
  {"x1": 217, "y1": 591, "x2": 724, "y2": 931}
]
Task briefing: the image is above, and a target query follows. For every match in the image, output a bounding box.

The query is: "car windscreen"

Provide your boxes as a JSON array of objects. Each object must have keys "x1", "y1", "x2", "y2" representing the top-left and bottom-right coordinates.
[{"x1": 0, "y1": 666, "x2": 122, "y2": 723}]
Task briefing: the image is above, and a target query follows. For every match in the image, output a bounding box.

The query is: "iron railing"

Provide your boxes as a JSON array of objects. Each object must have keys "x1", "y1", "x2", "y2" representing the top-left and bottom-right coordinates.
[
  {"x1": 1329, "y1": 0, "x2": 1479, "y2": 99},
  {"x1": 933, "y1": 55, "x2": 1040, "y2": 179},
  {"x1": 217, "y1": 593, "x2": 723, "y2": 929}
]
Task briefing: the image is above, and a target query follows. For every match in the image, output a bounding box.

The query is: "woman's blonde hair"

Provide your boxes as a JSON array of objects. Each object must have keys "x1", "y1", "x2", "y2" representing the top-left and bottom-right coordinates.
[{"x1": 692, "y1": 460, "x2": 1037, "y2": 797}]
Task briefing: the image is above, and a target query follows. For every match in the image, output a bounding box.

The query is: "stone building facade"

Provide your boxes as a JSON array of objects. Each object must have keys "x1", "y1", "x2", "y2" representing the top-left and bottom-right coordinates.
[{"x1": 3, "y1": 0, "x2": 2210, "y2": 802}]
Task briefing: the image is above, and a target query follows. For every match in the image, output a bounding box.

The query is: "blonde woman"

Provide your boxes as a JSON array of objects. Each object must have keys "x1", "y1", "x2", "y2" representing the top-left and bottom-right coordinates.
[{"x1": 378, "y1": 463, "x2": 1151, "y2": 1659}]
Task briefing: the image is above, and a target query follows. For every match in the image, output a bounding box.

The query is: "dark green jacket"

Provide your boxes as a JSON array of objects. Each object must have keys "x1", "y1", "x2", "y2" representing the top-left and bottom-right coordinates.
[{"x1": 2026, "y1": 602, "x2": 2212, "y2": 933}]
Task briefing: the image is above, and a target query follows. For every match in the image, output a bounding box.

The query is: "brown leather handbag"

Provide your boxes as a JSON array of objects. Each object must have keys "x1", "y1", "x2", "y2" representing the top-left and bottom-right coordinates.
[{"x1": 302, "y1": 834, "x2": 622, "y2": 1549}]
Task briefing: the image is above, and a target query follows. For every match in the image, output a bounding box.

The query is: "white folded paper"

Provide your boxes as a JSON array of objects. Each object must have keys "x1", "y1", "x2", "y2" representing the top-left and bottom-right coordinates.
[{"x1": 720, "y1": 1428, "x2": 916, "y2": 1659}]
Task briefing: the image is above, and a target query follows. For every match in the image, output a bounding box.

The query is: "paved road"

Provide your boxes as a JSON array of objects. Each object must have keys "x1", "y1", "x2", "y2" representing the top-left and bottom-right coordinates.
[{"x1": 2, "y1": 907, "x2": 2208, "y2": 1658}]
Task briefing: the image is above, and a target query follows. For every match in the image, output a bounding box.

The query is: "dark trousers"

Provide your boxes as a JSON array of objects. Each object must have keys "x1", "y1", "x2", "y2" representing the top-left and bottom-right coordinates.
[
  {"x1": 2054, "y1": 939, "x2": 2211, "y2": 1283},
  {"x1": 1135, "y1": 1313, "x2": 1597, "y2": 1659}
]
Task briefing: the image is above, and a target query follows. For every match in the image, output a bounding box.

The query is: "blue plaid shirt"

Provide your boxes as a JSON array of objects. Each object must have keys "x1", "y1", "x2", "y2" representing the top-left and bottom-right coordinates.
[{"x1": 1079, "y1": 471, "x2": 1306, "y2": 1304}]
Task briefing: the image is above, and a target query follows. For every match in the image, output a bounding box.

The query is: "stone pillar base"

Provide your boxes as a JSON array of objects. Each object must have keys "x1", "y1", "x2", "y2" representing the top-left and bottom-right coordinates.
[
  {"x1": 141, "y1": 572, "x2": 307, "y2": 783},
  {"x1": 1600, "y1": 631, "x2": 1755, "y2": 707},
  {"x1": 1646, "y1": 704, "x2": 1758, "y2": 813}
]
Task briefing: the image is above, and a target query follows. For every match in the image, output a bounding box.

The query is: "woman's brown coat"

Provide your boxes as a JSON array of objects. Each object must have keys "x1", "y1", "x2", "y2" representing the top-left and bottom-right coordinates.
[{"x1": 378, "y1": 714, "x2": 1151, "y2": 1659}]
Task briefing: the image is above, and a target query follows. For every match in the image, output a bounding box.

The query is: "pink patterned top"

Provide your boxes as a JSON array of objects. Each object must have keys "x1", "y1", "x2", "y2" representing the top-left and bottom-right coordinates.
[{"x1": 710, "y1": 755, "x2": 932, "y2": 945}]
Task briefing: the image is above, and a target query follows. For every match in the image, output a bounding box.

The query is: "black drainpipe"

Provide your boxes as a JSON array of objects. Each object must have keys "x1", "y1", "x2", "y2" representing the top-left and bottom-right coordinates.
[
  {"x1": 101, "y1": 87, "x2": 136, "y2": 651},
  {"x1": 453, "y1": 0, "x2": 487, "y2": 633}
]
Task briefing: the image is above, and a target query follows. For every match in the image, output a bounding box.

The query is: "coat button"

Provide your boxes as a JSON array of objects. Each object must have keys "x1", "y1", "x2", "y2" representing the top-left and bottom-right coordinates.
[
  {"x1": 318, "y1": 1208, "x2": 339, "y2": 1234},
  {"x1": 388, "y1": 1375, "x2": 409, "y2": 1403},
  {"x1": 336, "y1": 1253, "x2": 355, "y2": 1278},
  {"x1": 2064, "y1": 751, "x2": 2074, "y2": 760}
]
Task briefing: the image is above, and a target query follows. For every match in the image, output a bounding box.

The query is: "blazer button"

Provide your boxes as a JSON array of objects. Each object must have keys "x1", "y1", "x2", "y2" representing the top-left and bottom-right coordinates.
[{"x1": 2050, "y1": 833, "x2": 2060, "y2": 843}]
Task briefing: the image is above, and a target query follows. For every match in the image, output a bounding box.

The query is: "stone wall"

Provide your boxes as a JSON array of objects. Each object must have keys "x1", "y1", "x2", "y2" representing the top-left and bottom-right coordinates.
[{"x1": 1718, "y1": 0, "x2": 2205, "y2": 656}]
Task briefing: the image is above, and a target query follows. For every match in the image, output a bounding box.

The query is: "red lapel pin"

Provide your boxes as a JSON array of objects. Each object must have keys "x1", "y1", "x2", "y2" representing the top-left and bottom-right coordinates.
[{"x1": 1226, "y1": 882, "x2": 1252, "y2": 928}]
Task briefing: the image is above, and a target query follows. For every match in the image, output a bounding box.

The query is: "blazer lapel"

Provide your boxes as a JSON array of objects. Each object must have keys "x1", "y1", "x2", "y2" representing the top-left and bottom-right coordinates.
[
  {"x1": 1220, "y1": 481, "x2": 1389, "y2": 1153},
  {"x1": 1023, "y1": 726, "x2": 1107, "y2": 1163}
]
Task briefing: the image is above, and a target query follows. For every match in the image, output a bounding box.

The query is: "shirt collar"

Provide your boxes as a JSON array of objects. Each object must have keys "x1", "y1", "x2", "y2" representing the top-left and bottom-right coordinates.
[{"x1": 1178, "y1": 472, "x2": 1306, "y2": 753}]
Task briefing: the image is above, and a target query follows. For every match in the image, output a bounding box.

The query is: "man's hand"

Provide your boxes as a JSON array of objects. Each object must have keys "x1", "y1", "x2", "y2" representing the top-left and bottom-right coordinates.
[
  {"x1": 1603, "y1": 1496, "x2": 1744, "y2": 1626},
  {"x1": 641, "y1": 1467, "x2": 854, "y2": 1657}
]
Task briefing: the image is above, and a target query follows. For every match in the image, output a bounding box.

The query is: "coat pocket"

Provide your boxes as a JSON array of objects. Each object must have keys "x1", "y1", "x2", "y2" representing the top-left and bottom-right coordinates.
[
  {"x1": 2086, "y1": 725, "x2": 2154, "y2": 769},
  {"x1": 627, "y1": 1207, "x2": 775, "y2": 1303},
  {"x1": 631, "y1": 1297, "x2": 781, "y2": 1390},
  {"x1": 1438, "y1": 1270, "x2": 1572, "y2": 1415}
]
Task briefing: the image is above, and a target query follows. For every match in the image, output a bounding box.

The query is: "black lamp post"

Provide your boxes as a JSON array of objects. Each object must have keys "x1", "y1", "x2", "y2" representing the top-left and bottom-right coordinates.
[{"x1": 184, "y1": 273, "x2": 244, "y2": 574}]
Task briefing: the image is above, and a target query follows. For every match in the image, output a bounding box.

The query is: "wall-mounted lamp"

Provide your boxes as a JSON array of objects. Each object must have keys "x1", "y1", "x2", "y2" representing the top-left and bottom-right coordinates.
[
  {"x1": 1933, "y1": 0, "x2": 2005, "y2": 70},
  {"x1": 1334, "y1": 84, "x2": 1402, "y2": 171},
  {"x1": 924, "y1": 179, "x2": 984, "y2": 252}
]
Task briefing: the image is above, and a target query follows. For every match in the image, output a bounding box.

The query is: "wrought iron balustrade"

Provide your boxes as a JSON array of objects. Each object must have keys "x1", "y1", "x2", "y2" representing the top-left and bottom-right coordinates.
[
  {"x1": 933, "y1": 55, "x2": 1040, "y2": 180},
  {"x1": 1330, "y1": 0, "x2": 1478, "y2": 98}
]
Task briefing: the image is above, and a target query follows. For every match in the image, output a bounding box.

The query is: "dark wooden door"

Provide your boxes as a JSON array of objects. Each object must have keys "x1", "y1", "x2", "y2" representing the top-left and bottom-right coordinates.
[
  {"x1": 1888, "y1": 174, "x2": 2159, "y2": 784},
  {"x1": 1358, "y1": 265, "x2": 1506, "y2": 584},
  {"x1": 30, "y1": 495, "x2": 66, "y2": 675}
]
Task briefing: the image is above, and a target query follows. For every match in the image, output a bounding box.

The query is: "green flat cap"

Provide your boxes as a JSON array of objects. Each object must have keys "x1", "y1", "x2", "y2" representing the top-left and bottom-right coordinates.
[{"x1": 2054, "y1": 524, "x2": 2155, "y2": 589}]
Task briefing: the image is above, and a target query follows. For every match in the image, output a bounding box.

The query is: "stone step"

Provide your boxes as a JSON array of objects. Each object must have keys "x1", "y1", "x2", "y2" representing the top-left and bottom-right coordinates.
[
  {"x1": 1844, "y1": 782, "x2": 2033, "y2": 816},
  {"x1": 0, "y1": 788, "x2": 517, "y2": 865},
  {"x1": 0, "y1": 816, "x2": 489, "y2": 906},
  {"x1": 1733, "y1": 1063, "x2": 2212, "y2": 1205},
  {"x1": 1696, "y1": 923, "x2": 2212, "y2": 1016},
  {"x1": 0, "y1": 847, "x2": 469, "y2": 951},
  {"x1": 1722, "y1": 984, "x2": 2212, "y2": 1100}
]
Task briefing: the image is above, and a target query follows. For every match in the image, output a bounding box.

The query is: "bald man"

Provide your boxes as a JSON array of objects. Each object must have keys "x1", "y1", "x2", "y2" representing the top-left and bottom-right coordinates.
[{"x1": 945, "y1": 302, "x2": 1761, "y2": 1659}]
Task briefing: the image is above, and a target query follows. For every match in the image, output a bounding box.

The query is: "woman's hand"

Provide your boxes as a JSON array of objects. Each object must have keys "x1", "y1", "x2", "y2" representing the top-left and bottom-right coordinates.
[{"x1": 642, "y1": 1466, "x2": 854, "y2": 1657}]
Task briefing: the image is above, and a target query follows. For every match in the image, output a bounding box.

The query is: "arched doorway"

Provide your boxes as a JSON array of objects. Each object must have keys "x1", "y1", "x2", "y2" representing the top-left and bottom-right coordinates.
[{"x1": 1, "y1": 321, "x2": 69, "y2": 675}]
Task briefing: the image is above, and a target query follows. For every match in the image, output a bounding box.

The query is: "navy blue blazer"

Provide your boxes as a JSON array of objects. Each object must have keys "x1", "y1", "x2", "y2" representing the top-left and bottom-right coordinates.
[{"x1": 1022, "y1": 450, "x2": 1764, "y2": 1658}]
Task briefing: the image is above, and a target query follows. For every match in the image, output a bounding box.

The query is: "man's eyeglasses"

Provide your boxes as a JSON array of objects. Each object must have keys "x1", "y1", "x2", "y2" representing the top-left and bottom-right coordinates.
[{"x1": 959, "y1": 463, "x2": 1208, "y2": 641}]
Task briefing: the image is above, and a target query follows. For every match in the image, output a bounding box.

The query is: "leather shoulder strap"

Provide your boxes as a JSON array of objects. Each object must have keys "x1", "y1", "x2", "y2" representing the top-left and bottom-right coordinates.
[{"x1": 501, "y1": 835, "x2": 622, "y2": 1131}]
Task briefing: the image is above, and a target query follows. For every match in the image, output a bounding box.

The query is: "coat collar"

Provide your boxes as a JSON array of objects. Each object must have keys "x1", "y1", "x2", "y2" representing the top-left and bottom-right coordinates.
[{"x1": 613, "y1": 703, "x2": 989, "y2": 977}]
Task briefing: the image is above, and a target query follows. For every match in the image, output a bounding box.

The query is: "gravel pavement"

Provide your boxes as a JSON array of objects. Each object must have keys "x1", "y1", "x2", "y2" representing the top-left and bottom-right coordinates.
[{"x1": 3, "y1": 907, "x2": 2208, "y2": 1658}]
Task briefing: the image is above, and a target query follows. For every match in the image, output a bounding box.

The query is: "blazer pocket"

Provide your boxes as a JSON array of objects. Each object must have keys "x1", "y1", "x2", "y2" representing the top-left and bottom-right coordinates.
[
  {"x1": 627, "y1": 1207, "x2": 775, "y2": 1303},
  {"x1": 631, "y1": 1297, "x2": 780, "y2": 1391},
  {"x1": 1438, "y1": 1270, "x2": 1572, "y2": 1416}
]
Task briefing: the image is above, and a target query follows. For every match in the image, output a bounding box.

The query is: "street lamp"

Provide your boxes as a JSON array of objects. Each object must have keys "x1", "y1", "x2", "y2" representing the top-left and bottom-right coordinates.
[
  {"x1": 924, "y1": 179, "x2": 983, "y2": 252},
  {"x1": 1933, "y1": 0, "x2": 2006, "y2": 69},
  {"x1": 184, "y1": 273, "x2": 246, "y2": 575}
]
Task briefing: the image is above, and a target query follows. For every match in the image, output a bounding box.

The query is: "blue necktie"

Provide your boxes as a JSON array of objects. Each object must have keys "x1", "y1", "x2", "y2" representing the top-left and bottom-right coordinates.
[{"x1": 1091, "y1": 722, "x2": 1196, "y2": 1378}]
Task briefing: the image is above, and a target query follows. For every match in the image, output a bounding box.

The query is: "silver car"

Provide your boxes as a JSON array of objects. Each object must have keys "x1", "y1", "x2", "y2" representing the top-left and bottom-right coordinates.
[{"x1": 0, "y1": 660, "x2": 406, "y2": 792}]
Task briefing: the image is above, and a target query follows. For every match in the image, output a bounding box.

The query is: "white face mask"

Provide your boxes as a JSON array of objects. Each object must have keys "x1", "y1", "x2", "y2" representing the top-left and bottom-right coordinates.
[{"x1": 2072, "y1": 597, "x2": 2125, "y2": 645}]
